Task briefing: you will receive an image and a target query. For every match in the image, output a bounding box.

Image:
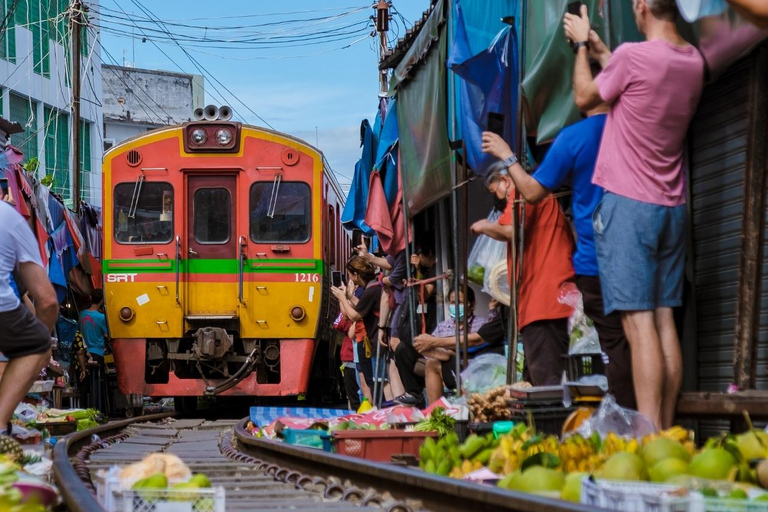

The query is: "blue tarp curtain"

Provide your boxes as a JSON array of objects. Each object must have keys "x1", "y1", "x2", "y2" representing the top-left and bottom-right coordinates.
[{"x1": 449, "y1": 0, "x2": 519, "y2": 177}]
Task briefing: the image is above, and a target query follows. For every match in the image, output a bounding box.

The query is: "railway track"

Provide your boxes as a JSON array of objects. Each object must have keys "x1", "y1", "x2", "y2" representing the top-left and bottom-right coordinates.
[{"x1": 52, "y1": 412, "x2": 597, "y2": 512}]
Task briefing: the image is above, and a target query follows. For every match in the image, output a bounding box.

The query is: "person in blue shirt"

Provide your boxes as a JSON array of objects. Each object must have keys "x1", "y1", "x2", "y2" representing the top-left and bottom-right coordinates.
[
  {"x1": 79, "y1": 289, "x2": 108, "y2": 358},
  {"x1": 481, "y1": 69, "x2": 635, "y2": 409}
]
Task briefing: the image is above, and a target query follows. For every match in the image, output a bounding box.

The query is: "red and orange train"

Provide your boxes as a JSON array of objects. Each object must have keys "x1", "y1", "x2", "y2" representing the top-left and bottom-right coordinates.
[{"x1": 102, "y1": 106, "x2": 350, "y2": 408}]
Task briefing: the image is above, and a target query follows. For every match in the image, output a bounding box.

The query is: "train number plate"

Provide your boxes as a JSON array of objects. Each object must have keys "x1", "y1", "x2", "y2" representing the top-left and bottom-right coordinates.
[{"x1": 294, "y1": 273, "x2": 320, "y2": 283}]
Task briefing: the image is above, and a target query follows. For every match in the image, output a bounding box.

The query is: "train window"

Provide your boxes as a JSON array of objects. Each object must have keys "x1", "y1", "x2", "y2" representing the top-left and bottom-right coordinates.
[
  {"x1": 193, "y1": 188, "x2": 231, "y2": 244},
  {"x1": 249, "y1": 182, "x2": 311, "y2": 243},
  {"x1": 114, "y1": 182, "x2": 173, "y2": 244}
]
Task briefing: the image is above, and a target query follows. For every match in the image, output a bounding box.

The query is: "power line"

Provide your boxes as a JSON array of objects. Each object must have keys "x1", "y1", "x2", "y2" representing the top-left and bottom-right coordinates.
[{"x1": 123, "y1": 0, "x2": 275, "y2": 129}]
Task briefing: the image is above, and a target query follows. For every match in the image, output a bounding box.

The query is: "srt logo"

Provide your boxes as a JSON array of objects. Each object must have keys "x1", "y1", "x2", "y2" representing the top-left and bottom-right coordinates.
[{"x1": 106, "y1": 273, "x2": 138, "y2": 283}]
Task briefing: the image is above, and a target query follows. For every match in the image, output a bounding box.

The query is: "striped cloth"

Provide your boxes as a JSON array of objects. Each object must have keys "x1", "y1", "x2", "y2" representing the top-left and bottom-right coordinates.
[{"x1": 249, "y1": 407, "x2": 350, "y2": 426}]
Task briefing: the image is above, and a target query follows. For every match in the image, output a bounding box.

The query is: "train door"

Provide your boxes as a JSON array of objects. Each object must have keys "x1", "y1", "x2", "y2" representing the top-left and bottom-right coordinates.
[{"x1": 185, "y1": 175, "x2": 238, "y2": 316}]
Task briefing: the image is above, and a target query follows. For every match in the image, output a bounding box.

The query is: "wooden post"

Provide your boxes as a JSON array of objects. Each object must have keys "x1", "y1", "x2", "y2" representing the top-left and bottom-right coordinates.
[{"x1": 733, "y1": 46, "x2": 768, "y2": 391}]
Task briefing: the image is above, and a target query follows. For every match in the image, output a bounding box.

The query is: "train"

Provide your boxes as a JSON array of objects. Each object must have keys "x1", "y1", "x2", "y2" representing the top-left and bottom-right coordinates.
[{"x1": 102, "y1": 105, "x2": 351, "y2": 410}]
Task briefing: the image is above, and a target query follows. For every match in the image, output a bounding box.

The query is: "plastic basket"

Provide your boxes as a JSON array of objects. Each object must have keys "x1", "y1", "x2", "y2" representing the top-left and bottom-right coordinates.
[
  {"x1": 281, "y1": 428, "x2": 329, "y2": 450},
  {"x1": 97, "y1": 475, "x2": 225, "y2": 512},
  {"x1": 331, "y1": 430, "x2": 437, "y2": 462},
  {"x1": 510, "y1": 407, "x2": 575, "y2": 436},
  {"x1": 566, "y1": 354, "x2": 605, "y2": 381},
  {"x1": 582, "y1": 478, "x2": 695, "y2": 512},
  {"x1": 700, "y1": 494, "x2": 768, "y2": 512},
  {"x1": 34, "y1": 419, "x2": 77, "y2": 437},
  {"x1": 28, "y1": 380, "x2": 54, "y2": 394}
]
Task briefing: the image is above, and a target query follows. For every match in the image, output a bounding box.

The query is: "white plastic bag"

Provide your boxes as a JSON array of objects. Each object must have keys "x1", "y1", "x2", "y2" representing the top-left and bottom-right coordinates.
[
  {"x1": 572, "y1": 394, "x2": 656, "y2": 439},
  {"x1": 461, "y1": 354, "x2": 507, "y2": 394},
  {"x1": 558, "y1": 283, "x2": 600, "y2": 355},
  {"x1": 468, "y1": 210, "x2": 507, "y2": 286}
]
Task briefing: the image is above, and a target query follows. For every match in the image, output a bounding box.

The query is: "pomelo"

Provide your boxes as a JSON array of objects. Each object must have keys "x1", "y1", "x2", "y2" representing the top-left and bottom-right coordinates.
[
  {"x1": 688, "y1": 448, "x2": 738, "y2": 481},
  {"x1": 649, "y1": 458, "x2": 689, "y2": 482},
  {"x1": 599, "y1": 452, "x2": 647, "y2": 481},
  {"x1": 642, "y1": 438, "x2": 691, "y2": 467}
]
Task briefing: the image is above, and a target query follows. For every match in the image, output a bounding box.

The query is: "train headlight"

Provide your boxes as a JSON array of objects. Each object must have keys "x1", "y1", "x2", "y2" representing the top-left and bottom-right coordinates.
[
  {"x1": 119, "y1": 306, "x2": 135, "y2": 322},
  {"x1": 290, "y1": 305, "x2": 306, "y2": 322},
  {"x1": 215, "y1": 128, "x2": 233, "y2": 146},
  {"x1": 191, "y1": 128, "x2": 207, "y2": 145}
]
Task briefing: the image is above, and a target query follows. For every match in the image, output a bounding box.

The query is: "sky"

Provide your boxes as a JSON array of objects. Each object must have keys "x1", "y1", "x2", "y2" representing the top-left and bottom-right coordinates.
[{"x1": 96, "y1": 0, "x2": 431, "y2": 191}]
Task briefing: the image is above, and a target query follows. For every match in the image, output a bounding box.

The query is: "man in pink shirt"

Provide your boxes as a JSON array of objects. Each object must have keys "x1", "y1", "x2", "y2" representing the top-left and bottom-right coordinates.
[{"x1": 564, "y1": 0, "x2": 704, "y2": 429}]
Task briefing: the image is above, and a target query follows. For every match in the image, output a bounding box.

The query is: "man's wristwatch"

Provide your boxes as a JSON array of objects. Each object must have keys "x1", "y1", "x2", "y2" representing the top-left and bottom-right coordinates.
[
  {"x1": 572, "y1": 41, "x2": 590, "y2": 53},
  {"x1": 501, "y1": 154, "x2": 518, "y2": 168}
]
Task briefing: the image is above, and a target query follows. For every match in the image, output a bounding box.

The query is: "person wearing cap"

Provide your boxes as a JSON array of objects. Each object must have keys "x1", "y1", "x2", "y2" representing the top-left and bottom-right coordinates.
[{"x1": 470, "y1": 166, "x2": 575, "y2": 386}]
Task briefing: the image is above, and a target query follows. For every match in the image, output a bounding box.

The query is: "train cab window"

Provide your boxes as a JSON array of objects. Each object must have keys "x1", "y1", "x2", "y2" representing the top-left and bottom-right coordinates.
[
  {"x1": 193, "y1": 188, "x2": 231, "y2": 244},
  {"x1": 249, "y1": 182, "x2": 311, "y2": 243},
  {"x1": 114, "y1": 182, "x2": 173, "y2": 244}
]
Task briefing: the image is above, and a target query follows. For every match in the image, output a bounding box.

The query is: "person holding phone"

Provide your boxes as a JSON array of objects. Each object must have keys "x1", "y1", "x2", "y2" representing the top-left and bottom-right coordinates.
[
  {"x1": 481, "y1": 59, "x2": 636, "y2": 409},
  {"x1": 564, "y1": 0, "x2": 704, "y2": 429}
]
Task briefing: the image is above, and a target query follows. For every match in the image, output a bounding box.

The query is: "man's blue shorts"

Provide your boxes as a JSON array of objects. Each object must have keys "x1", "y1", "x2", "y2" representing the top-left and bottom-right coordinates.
[{"x1": 593, "y1": 192, "x2": 687, "y2": 315}]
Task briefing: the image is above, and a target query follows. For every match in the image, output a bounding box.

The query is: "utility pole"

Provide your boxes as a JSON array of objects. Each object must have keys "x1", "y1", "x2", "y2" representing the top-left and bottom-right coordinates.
[
  {"x1": 375, "y1": 1, "x2": 390, "y2": 93},
  {"x1": 71, "y1": 0, "x2": 83, "y2": 213}
]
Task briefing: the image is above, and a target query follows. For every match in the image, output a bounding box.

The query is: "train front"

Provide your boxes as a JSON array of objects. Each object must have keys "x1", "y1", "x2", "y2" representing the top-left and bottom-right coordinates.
[{"x1": 102, "y1": 107, "x2": 325, "y2": 402}]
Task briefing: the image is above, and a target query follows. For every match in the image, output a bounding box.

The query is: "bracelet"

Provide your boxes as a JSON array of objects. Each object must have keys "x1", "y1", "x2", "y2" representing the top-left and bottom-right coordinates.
[
  {"x1": 572, "y1": 41, "x2": 590, "y2": 54},
  {"x1": 501, "y1": 154, "x2": 518, "y2": 168}
]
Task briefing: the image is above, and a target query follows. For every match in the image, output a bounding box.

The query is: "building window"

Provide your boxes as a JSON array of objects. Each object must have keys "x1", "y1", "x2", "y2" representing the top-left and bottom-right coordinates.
[
  {"x1": 0, "y1": 0, "x2": 17, "y2": 63},
  {"x1": 44, "y1": 106, "x2": 69, "y2": 200},
  {"x1": 114, "y1": 182, "x2": 174, "y2": 244},
  {"x1": 9, "y1": 93, "x2": 38, "y2": 161},
  {"x1": 249, "y1": 182, "x2": 311, "y2": 243}
]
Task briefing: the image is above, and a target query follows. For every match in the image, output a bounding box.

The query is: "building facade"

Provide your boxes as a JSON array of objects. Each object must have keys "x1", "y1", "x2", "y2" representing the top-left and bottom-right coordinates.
[
  {"x1": 0, "y1": 0, "x2": 103, "y2": 206},
  {"x1": 101, "y1": 64, "x2": 204, "y2": 149}
]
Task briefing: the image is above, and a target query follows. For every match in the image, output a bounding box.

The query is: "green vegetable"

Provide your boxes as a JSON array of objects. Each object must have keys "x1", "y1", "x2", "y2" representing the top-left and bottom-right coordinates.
[
  {"x1": 413, "y1": 407, "x2": 456, "y2": 437},
  {"x1": 468, "y1": 266, "x2": 485, "y2": 285}
]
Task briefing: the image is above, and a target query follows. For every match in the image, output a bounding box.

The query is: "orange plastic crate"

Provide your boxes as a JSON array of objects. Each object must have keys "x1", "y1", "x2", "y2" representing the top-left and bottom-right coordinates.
[{"x1": 331, "y1": 430, "x2": 437, "y2": 462}]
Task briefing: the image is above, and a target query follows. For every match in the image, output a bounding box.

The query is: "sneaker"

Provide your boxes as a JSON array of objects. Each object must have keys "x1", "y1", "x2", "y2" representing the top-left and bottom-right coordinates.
[{"x1": 393, "y1": 393, "x2": 421, "y2": 406}]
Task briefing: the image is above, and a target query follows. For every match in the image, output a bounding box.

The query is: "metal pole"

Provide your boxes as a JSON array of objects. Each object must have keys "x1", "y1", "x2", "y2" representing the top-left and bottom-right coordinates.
[
  {"x1": 71, "y1": 0, "x2": 83, "y2": 213},
  {"x1": 506, "y1": 0, "x2": 527, "y2": 385},
  {"x1": 459, "y1": 142, "x2": 469, "y2": 372}
]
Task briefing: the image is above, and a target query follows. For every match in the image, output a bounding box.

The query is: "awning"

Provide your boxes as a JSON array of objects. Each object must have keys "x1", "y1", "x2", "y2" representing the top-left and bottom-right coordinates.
[{"x1": 393, "y1": 0, "x2": 452, "y2": 215}]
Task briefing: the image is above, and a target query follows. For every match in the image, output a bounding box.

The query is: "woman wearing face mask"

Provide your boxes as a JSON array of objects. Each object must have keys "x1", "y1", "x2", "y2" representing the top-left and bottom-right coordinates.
[
  {"x1": 413, "y1": 287, "x2": 487, "y2": 404},
  {"x1": 332, "y1": 255, "x2": 382, "y2": 396},
  {"x1": 470, "y1": 165, "x2": 575, "y2": 387}
]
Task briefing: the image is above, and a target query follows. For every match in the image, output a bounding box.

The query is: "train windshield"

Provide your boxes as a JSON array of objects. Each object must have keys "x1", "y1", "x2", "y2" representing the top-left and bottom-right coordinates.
[
  {"x1": 113, "y1": 182, "x2": 173, "y2": 244},
  {"x1": 249, "y1": 182, "x2": 311, "y2": 243}
]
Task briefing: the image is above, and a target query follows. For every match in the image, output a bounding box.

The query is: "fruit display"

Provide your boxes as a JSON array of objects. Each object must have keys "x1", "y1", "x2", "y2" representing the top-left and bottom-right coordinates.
[
  {"x1": 418, "y1": 414, "x2": 768, "y2": 508},
  {"x1": 468, "y1": 386, "x2": 513, "y2": 423}
]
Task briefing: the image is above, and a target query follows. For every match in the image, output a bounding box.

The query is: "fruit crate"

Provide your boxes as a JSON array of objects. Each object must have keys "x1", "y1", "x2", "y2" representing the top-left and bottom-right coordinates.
[
  {"x1": 34, "y1": 419, "x2": 77, "y2": 437},
  {"x1": 97, "y1": 474, "x2": 225, "y2": 512},
  {"x1": 331, "y1": 430, "x2": 437, "y2": 463},
  {"x1": 582, "y1": 477, "x2": 696, "y2": 512},
  {"x1": 566, "y1": 353, "x2": 605, "y2": 381},
  {"x1": 700, "y1": 493, "x2": 768, "y2": 512},
  {"x1": 509, "y1": 406, "x2": 575, "y2": 436},
  {"x1": 281, "y1": 428, "x2": 329, "y2": 450}
]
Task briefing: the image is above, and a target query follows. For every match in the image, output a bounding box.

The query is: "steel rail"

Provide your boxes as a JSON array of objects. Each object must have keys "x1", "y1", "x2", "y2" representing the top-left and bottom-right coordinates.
[{"x1": 52, "y1": 412, "x2": 176, "y2": 512}]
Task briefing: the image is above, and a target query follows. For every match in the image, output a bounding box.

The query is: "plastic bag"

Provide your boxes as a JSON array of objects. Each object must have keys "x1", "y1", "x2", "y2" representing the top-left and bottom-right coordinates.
[
  {"x1": 558, "y1": 282, "x2": 600, "y2": 355},
  {"x1": 461, "y1": 353, "x2": 507, "y2": 394},
  {"x1": 572, "y1": 394, "x2": 656, "y2": 439},
  {"x1": 467, "y1": 210, "x2": 507, "y2": 286}
]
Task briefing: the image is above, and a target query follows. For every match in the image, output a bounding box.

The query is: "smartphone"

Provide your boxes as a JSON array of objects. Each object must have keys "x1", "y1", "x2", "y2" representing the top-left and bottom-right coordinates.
[
  {"x1": 332, "y1": 271, "x2": 344, "y2": 288},
  {"x1": 487, "y1": 112, "x2": 506, "y2": 138},
  {"x1": 0, "y1": 178, "x2": 8, "y2": 198},
  {"x1": 568, "y1": 1, "x2": 582, "y2": 16}
]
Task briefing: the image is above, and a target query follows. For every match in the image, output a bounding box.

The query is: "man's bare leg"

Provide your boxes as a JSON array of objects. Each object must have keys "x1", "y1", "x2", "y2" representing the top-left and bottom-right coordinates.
[
  {"x1": 0, "y1": 350, "x2": 51, "y2": 430},
  {"x1": 424, "y1": 359, "x2": 444, "y2": 405},
  {"x1": 655, "y1": 307, "x2": 682, "y2": 429},
  {"x1": 621, "y1": 311, "x2": 664, "y2": 429}
]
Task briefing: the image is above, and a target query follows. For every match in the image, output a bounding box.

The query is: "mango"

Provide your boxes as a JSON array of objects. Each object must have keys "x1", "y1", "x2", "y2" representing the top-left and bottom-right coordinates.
[
  {"x1": 190, "y1": 474, "x2": 211, "y2": 488},
  {"x1": 598, "y1": 452, "x2": 646, "y2": 481},
  {"x1": 688, "y1": 448, "x2": 738, "y2": 481},
  {"x1": 737, "y1": 431, "x2": 768, "y2": 461},
  {"x1": 642, "y1": 438, "x2": 691, "y2": 467},
  {"x1": 649, "y1": 458, "x2": 689, "y2": 482},
  {"x1": 508, "y1": 466, "x2": 565, "y2": 494},
  {"x1": 132, "y1": 473, "x2": 168, "y2": 490},
  {"x1": 561, "y1": 472, "x2": 588, "y2": 502}
]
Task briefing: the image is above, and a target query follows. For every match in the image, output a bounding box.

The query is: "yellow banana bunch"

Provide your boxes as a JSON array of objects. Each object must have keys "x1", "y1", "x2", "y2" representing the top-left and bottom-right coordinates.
[{"x1": 601, "y1": 432, "x2": 628, "y2": 456}]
